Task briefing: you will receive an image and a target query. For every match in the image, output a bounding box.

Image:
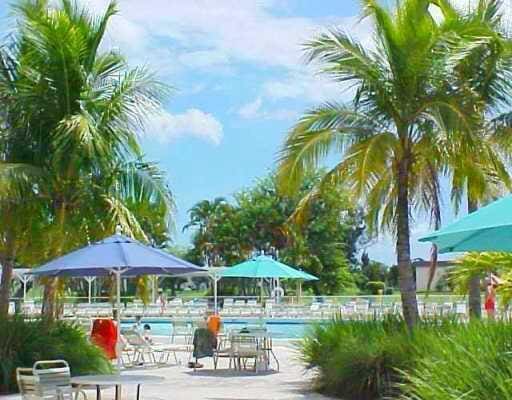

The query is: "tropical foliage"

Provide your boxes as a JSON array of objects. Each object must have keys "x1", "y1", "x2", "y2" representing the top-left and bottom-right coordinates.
[
  {"x1": 0, "y1": 316, "x2": 111, "y2": 394},
  {"x1": 0, "y1": 0, "x2": 173, "y2": 317},
  {"x1": 277, "y1": 0, "x2": 512, "y2": 327},
  {"x1": 449, "y1": 251, "x2": 512, "y2": 306},
  {"x1": 184, "y1": 172, "x2": 365, "y2": 294},
  {"x1": 302, "y1": 317, "x2": 512, "y2": 400}
]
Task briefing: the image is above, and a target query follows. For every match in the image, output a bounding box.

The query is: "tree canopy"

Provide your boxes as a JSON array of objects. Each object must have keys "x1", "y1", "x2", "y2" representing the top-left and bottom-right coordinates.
[{"x1": 184, "y1": 172, "x2": 365, "y2": 294}]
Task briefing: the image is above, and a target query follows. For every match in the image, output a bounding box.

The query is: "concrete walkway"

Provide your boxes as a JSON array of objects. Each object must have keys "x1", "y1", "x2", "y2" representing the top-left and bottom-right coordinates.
[
  {"x1": 118, "y1": 344, "x2": 332, "y2": 400},
  {"x1": 4, "y1": 344, "x2": 333, "y2": 400}
]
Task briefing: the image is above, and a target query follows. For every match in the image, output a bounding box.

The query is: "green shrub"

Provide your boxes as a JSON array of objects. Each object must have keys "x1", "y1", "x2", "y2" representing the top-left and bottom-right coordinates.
[
  {"x1": 401, "y1": 321, "x2": 512, "y2": 400},
  {"x1": 301, "y1": 316, "x2": 420, "y2": 399},
  {"x1": 0, "y1": 316, "x2": 112, "y2": 394},
  {"x1": 301, "y1": 317, "x2": 512, "y2": 400},
  {"x1": 366, "y1": 281, "x2": 385, "y2": 294}
]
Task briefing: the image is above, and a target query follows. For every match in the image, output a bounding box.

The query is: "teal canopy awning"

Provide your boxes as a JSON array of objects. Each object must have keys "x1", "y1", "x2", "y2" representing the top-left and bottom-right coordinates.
[
  {"x1": 220, "y1": 255, "x2": 318, "y2": 280},
  {"x1": 419, "y1": 194, "x2": 512, "y2": 253}
]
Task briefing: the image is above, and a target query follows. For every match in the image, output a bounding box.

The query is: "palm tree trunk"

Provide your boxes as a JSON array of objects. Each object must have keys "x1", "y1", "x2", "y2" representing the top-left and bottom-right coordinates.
[
  {"x1": 42, "y1": 198, "x2": 67, "y2": 320},
  {"x1": 0, "y1": 258, "x2": 14, "y2": 318},
  {"x1": 41, "y1": 278, "x2": 58, "y2": 319},
  {"x1": 396, "y1": 157, "x2": 418, "y2": 330},
  {"x1": 0, "y1": 230, "x2": 16, "y2": 318},
  {"x1": 467, "y1": 197, "x2": 481, "y2": 319}
]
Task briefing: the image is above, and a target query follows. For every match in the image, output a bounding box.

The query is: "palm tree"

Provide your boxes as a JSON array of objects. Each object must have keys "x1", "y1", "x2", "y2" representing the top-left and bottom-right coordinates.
[
  {"x1": 184, "y1": 198, "x2": 234, "y2": 265},
  {"x1": 277, "y1": 0, "x2": 475, "y2": 329},
  {"x1": 436, "y1": 0, "x2": 512, "y2": 318},
  {"x1": 0, "y1": 0, "x2": 173, "y2": 318}
]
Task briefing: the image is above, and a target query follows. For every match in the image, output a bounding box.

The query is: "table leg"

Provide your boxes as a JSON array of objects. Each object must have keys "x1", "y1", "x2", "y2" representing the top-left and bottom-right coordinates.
[
  {"x1": 137, "y1": 384, "x2": 141, "y2": 400},
  {"x1": 115, "y1": 385, "x2": 121, "y2": 400},
  {"x1": 96, "y1": 385, "x2": 101, "y2": 400}
]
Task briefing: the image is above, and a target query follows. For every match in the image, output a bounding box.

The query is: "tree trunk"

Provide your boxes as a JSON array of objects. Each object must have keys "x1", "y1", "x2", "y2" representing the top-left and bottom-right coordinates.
[
  {"x1": 467, "y1": 198, "x2": 481, "y2": 319},
  {"x1": 0, "y1": 259, "x2": 14, "y2": 318},
  {"x1": 396, "y1": 157, "x2": 418, "y2": 330},
  {"x1": 41, "y1": 278, "x2": 58, "y2": 319},
  {"x1": 0, "y1": 230, "x2": 16, "y2": 318},
  {"x1": 42, "y1": 198, "x2": 67, "y2": 320}
]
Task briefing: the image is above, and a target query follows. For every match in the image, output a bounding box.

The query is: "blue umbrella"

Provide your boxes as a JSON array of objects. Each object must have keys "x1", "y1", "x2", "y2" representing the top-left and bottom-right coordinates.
[
  {"x1": 31, "y1": 233, "x2": 204, "y2": 369},
  {"x1": 31, "y1": 234, "x2": 202, "y2": 277}
]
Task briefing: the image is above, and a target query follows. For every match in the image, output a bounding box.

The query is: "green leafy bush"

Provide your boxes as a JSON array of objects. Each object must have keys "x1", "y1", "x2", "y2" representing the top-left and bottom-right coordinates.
[
  {"x1": 401, "y1": 321, "x2": 512, "y2": 400},
  {"x1": 302, "y1": 317, "x2": 512, "y2": 400},
  {"x1": 0, "y1": 316, "x2": 112, "y2": 394},
  {"x1": 301, "y1": 317, "x2": 420, "y2": 399},
  {"x1": 366, "y1": 281, "x2": 385, "y2": 294}
]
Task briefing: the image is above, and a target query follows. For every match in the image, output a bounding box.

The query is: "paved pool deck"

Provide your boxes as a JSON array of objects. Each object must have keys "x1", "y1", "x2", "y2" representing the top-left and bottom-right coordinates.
[{"x1": 4, "y1": 343, "x2": 333, "y2": 400}]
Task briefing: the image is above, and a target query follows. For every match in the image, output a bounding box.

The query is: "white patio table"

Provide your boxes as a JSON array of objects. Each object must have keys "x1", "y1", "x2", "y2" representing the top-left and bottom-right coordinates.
[{"x1": 71, "y1": 374, "x2": 164, "y2": 400}]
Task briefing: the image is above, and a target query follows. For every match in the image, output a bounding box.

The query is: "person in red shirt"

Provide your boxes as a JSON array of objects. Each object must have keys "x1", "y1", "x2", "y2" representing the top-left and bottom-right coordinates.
[{"x1": 485, "y1": 274, "x2": 501, "y2": 320}]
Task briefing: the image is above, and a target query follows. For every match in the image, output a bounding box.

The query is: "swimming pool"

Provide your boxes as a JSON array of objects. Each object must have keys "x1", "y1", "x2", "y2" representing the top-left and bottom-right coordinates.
[{"x1": 121, "y1": 318, "x2": 321, "y2": 339}]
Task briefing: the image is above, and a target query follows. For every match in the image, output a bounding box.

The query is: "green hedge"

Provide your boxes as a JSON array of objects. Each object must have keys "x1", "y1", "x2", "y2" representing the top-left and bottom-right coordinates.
[
  {"x1": 301, "y1": 317, "x2": 512, "y2": 400},
  {"x1": 366, "y1": 281, "x2": 385, "y2": 294},
  {"x1": 0, "y1": 316, "x2": 112, "y2": 394}
]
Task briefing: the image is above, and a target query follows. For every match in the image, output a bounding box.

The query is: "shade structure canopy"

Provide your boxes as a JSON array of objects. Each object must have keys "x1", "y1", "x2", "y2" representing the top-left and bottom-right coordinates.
[
  {"x1": 220, "y1": 255, "x2": 318, "y2": 280},
  {"x1": 30, "y1": 233, "x2": 204, "y2": 371},
  {"x1": 419, "y1": 194, "x2": 512, "y2": 253},
  {"x1": 31, "y1": 234, "x2": 203, "y2": 277}
]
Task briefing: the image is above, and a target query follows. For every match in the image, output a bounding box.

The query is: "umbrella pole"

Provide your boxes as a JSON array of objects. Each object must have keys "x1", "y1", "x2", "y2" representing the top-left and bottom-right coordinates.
[
  {"x1": 88, "y1": 278, "x2": 92, "y2": 304},
  {"x1": 260, "y1": 278, "x2": 264, "y2": 304},
  {"x1": 214, "y1": 277, "x2": 218, "y2": 314},
  {"x1": 22, "y1": 277, "x2": 27, "y2": 302},
  {"x1": 115, "y1": 269, "x2": 122, "y2": 373}
]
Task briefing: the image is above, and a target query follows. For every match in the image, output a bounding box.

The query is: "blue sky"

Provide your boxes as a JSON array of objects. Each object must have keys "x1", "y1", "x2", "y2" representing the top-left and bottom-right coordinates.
[{"x1": 0, "y1": 0, "x2": 463, "y2": 265}]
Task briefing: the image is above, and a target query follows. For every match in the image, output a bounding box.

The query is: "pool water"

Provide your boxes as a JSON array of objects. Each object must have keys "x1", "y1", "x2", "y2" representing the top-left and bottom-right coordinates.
[{"x1": 121, "y1": 319, "x2": 320, "y2": 339}]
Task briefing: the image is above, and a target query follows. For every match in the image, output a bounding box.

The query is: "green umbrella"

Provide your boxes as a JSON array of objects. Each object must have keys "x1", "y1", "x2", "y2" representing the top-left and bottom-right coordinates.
[
  {"x1": 221, "y1": 255, "x2": 318, "y2": 280},
  {"x1": 419, "y1": 194, "x2": 512, "y2": 253}
]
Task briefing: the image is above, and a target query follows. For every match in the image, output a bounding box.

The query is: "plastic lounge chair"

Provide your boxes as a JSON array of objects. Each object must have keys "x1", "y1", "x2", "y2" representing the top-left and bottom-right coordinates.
[
  {"x1": 17, "y1": 360, "x2": 87, "y2": 400},
  {"x1": 121, "y1": 329, "x2": 169, "y2": 365},
  {"x1": 223, "y1": 298, "x2": 234, "y2": 308},
  {"x1": 455, "y1": 302, "x2": 468, "y2": 321},
  {"x1": 309, "y1": 303, "x2": 323, "y2": 319}
]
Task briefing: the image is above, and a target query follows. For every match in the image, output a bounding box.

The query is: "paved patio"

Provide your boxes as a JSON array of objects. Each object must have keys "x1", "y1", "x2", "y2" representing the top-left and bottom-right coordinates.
[{"x1": 5, "y1": 343, "x2": 333, "y2": 400}]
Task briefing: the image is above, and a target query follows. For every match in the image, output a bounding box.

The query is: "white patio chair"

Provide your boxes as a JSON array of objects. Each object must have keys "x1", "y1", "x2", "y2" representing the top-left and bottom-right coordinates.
[
  {"x1": 355, "y1": 300, "x2": 369, "y2": 319},
  {"x1": 223, "y1": 298, "x2": 234, "y2": 308},
  {"x1": 342, "y1": 301, "x2": 357, "y2": 319},
  {"x1": 121, "y1": 329, "x2": 169, "y2": 365},
  {"x1": 455, "y1": 302, "x2": 468, "y2": 321},
  {"x1": 230, "y1": 334, "x2": 266, "y2": 371},
  {"x1": 17, "y1": 360, "x2": 87, "y2": 400},
  {"x1": 22, "y1": 300, "x2": 36, "y2": 316},
  {"x1": 441, "y1": 302, "x2": 454, "y2": 316},
  {"x1": 170, "y1": 320, "x2": 193, "y2": 342}
]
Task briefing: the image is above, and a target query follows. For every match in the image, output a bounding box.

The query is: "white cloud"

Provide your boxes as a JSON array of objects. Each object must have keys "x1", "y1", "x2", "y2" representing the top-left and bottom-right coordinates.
[
  {"x1": 263, "y1": 70, "x2": 345, "y2": 103},
  {"x1": 146, "y1": 109, "x2": 223, "y2": 145},
  {"x1": 238, "y1": 97, "x2": 263, "y2": 119},
  {"x1": 178, "y1": 50, "x2": 231, "y2": 70},
  {"x1": 82, "y1": 0, "x2": 373, "y2": 75},
  {"x1": 237, "y1": 97, "x2": 298, "y2": 121}
]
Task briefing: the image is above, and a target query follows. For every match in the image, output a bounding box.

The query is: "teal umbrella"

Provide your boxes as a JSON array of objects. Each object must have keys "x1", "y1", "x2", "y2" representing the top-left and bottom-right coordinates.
[
  {"x1": 221, "y1": 255, "x2": 318, "y2": 280},
  {"x1": 419, "y1": 194, "x2": 512, "y2": 253},
  {"x1": 221, "y1": 255, "x2": 318, "y2": 301}
]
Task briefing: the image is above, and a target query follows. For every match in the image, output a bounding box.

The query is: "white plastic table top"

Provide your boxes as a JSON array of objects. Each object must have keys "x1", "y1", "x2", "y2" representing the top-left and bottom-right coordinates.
[
  {"x1": 72, "y1": 374, "x2": 164, "y2": 400},
  {"x1": 71, "y1": 374, "x2": 164, "y2": 386}
]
